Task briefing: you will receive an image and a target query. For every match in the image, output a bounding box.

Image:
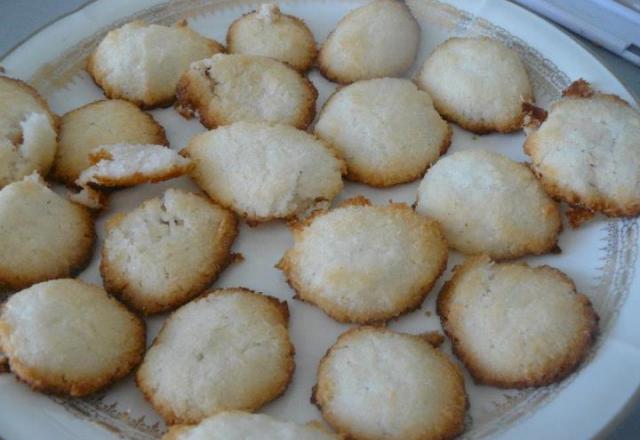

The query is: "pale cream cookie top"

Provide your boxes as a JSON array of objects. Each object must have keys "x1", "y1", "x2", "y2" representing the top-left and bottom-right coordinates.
[
  {"x1": 318, "y1": 0, "x2": 420, "y2": 84},
  {"x1": 87, "y1": 20, "x2": 224, "y2": 108},
  {"x1": 314, "y1": 78, "x2": 450, "y2": 187},
  {"x1": 524, "y1": 80, "x2": 640, "y2": 218},
  {"x1": 101, "y1": 189, "x2": 238, "y2": 315},
  {"x1": 182, "y1": 121, "x2": 345, "y2": 222},
  {"x1": 0, "y1": 77, "x2": 58, "y2": 187},
  {"x1": 162, "y1": 411, "x2": 341, "y2": 440},
  {"x1": 314, "y1": 326, "x2": 467, "y2": 440},
  {"x1": 51, "y1": 99, "x2": 167, "y2": 184},
  {"x1": 0, "y1": 279, "x2": 145, "y2": 396},
  {"x1": 415, "y1": 149, "x2": 561, "y2": 260},
  {"x1": 0, "y1": 174, "x2": 95, "y2": 290},
  {"x1": 278, "y1": 197, "x2": 448, "y2": 323},
  {"x1": 176, "y1": 54, "x2": 317, "y2": 129},
  {"x1": 416, "y1": 37, "x2": 533, "y2": 133},
  {"x1": 437, "y1": 255, "x2": 599, "y2": 388},
  {"x1": 136, "y1": 288, "x2": 294, "y2": 425},
  {"x1": 227, "y1": 4, "x2": 317, "y2": 72}
]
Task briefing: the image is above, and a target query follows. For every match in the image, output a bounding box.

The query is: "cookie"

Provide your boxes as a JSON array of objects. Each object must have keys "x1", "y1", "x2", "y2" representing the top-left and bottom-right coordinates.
[
  {"x1": 182, "y1": 121, "x2": 345, "y2": 222},
  {"x1": 524, "y1": 80, "x2": 640, "y2": 218},
  {"x1": 415, "y1": 149, "x2": 561, "y2": 260},
  {"x1": 136, "y1": 288, "x2": 294, "y2": 425},
  {"x1": 101, "y1": 189, "x2": 238, "y2": 315},
  {"x1": 162, "y1": 411, "x2": 341, "y2": 440},
  {"x1": 87, "y1": 20, "x2": 224, "y2": 108},
  {"x1": 438, "y1": 255, "x2": 599, "y2": 388},
  {"x1": 176, "y1": 54, "x2": 317, "y2": 129},
  {"x1": 318, "y1": 0, "x2": 420, "y2": 84},
  {"x1": 0, "y1": 174, "x2": 95, "y2": 290},
  {"x1": 227, "y1": 4, "x2": 317, "y2": 72},
  {"x1": 52, "y1": 99, "x2": 168, "y2": 184},
  {"x1": 313, "y1": 326, "x2": 467, "y2": 440},
  {"x1": 68, "y1": 185, "x2": 107, "y2": 210},
  {"x1": 77, "y1": 143, "x2": 192, "y2": 188},
  {"x1": 0, "y1": 279, "x2": 145, "y2": 396},
  {"x1": 0, "y1": 76, "x2": 58, "y2": 187},
  {"x1": 278, "y1": 197, "x2": 448, "y2": 323},
  {"x1": 416, "y1": 37, "x2": 532, "y2": 134},
  {"x1": 314, "y1": 78, "x2": 450, "y2": 187}
]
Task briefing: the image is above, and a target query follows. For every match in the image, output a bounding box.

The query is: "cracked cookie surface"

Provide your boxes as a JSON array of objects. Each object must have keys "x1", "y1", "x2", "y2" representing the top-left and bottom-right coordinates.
[
  {"x1": 524, "y1": 80, "x2": 640, "y2": 218},
  {"x1": 101, "y1": 189, "x2": 237, "y2": 315},
  {"x1": 52, "y1": 99, "x2": 167, "y2": 184},
  {"x1": 227, "y1": 4, "x2": 317, "y2": 72},
  {"x1": 176, "y1": 54, "x2": 317, "y2": 129},
  {"x1": 182, "y1": 121, "x2": 344, "y2": 222},
  {"x1": 0, "y1": 76, "x2": 58, "y2": 187},
  {"x1": 87, "y1": 21, "x2": 223, "y2": 108}
]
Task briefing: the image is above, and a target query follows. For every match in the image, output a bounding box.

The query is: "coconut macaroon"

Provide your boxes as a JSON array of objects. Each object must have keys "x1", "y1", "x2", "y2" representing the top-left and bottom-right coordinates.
[
  {"x1": 77, "y1": 143, "x2": 191, "y2": 188},
  {"x1": 0, "y1": 174, "x2": 95, "y2": 290},
  {"x1": 0, "y1": 279, "x2": 145, "y2": 396},
  {"x1": 101, "y1": 189, "x2": 238, "y2": 315},
  {"x1": 87, "y1": 20, "x2": 224, "y2": 108},
  {"x1": 314, "y1": 327, "x2": 467, "y2": 440},
  {"x1": 71, "y1": 144, "x2": 191, "y2": 210},
  {"x1": 0, "y1": 77, "x2": 58, "y2": 187},
  {"x1": 52, "y1": 99, "x2": 168, "y2": 184},
  {"x1": 524, "y1": 80, "x2": 640, "y2": 219},
  {"x1": 182, "y1": 122, "x2": 345, "y2": 222},
  {"x1": 278, "y1": 197, "x2": 448, "y2": 323},
  {"x1": 318, "y1": 0, "x2": 420, "y2": 84},
  {"x1": 314, "y1": 78, "x2": 450, "y2": 187},
  {"x1": 226, "y1": 4, "x2": 317, "y2": 72},
  {"x1": 438, "y1": 255, "x2": 599, "y2": 388},
  {"x1": 415, "y1": 150, "x2": 561, "y2": 260},
  {"x1": 0, "y1": 77, "x2": 57, "y2": 144},
  {"x1": 416, "y1": 37, "x2": 533, "y2": 134},
  {"x1": 136, "y1": 288, "x2": 294, "y2": 425},
  {"x1": 176, "y1": 54, "x2": 317, "y2": 129},
  {"x1": 162, "y1": 411, "x2": 341, "y2": 440}
]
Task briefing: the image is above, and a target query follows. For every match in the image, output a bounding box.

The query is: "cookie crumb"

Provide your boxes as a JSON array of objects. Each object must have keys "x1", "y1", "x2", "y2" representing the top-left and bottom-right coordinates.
[
  {"x1": 421, "y1": 331, "x2": 445, "y2": 347},
  {"x1": 522, "y1": 101, "x2": 548, "y2": 130},
  {"x1": 563, "y1": 79, "x2": 594, "y2": 98},
  {"x1": 0, "y1": 354, "x2": 9, "y2": 373},
  {"x1": 567, "y1": 206, "x2": 595, "y2": 229}
]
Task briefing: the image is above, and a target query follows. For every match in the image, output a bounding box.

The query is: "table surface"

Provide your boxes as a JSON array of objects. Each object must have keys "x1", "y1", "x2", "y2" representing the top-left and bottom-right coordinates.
[{"x1": 0, "y1": 0, "x2": 638, "y2": 439}]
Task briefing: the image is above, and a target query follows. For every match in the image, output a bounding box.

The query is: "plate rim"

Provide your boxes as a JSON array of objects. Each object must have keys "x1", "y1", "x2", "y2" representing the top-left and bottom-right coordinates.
[{"x1": 0, "y1": 1, "x2": 638, "y2": 439}]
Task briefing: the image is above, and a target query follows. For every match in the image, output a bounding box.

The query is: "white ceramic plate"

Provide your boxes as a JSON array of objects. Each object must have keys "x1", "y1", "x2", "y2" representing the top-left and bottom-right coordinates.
[{"x1": 1, "y1": 1, "x2": 639, "y2": 439}]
